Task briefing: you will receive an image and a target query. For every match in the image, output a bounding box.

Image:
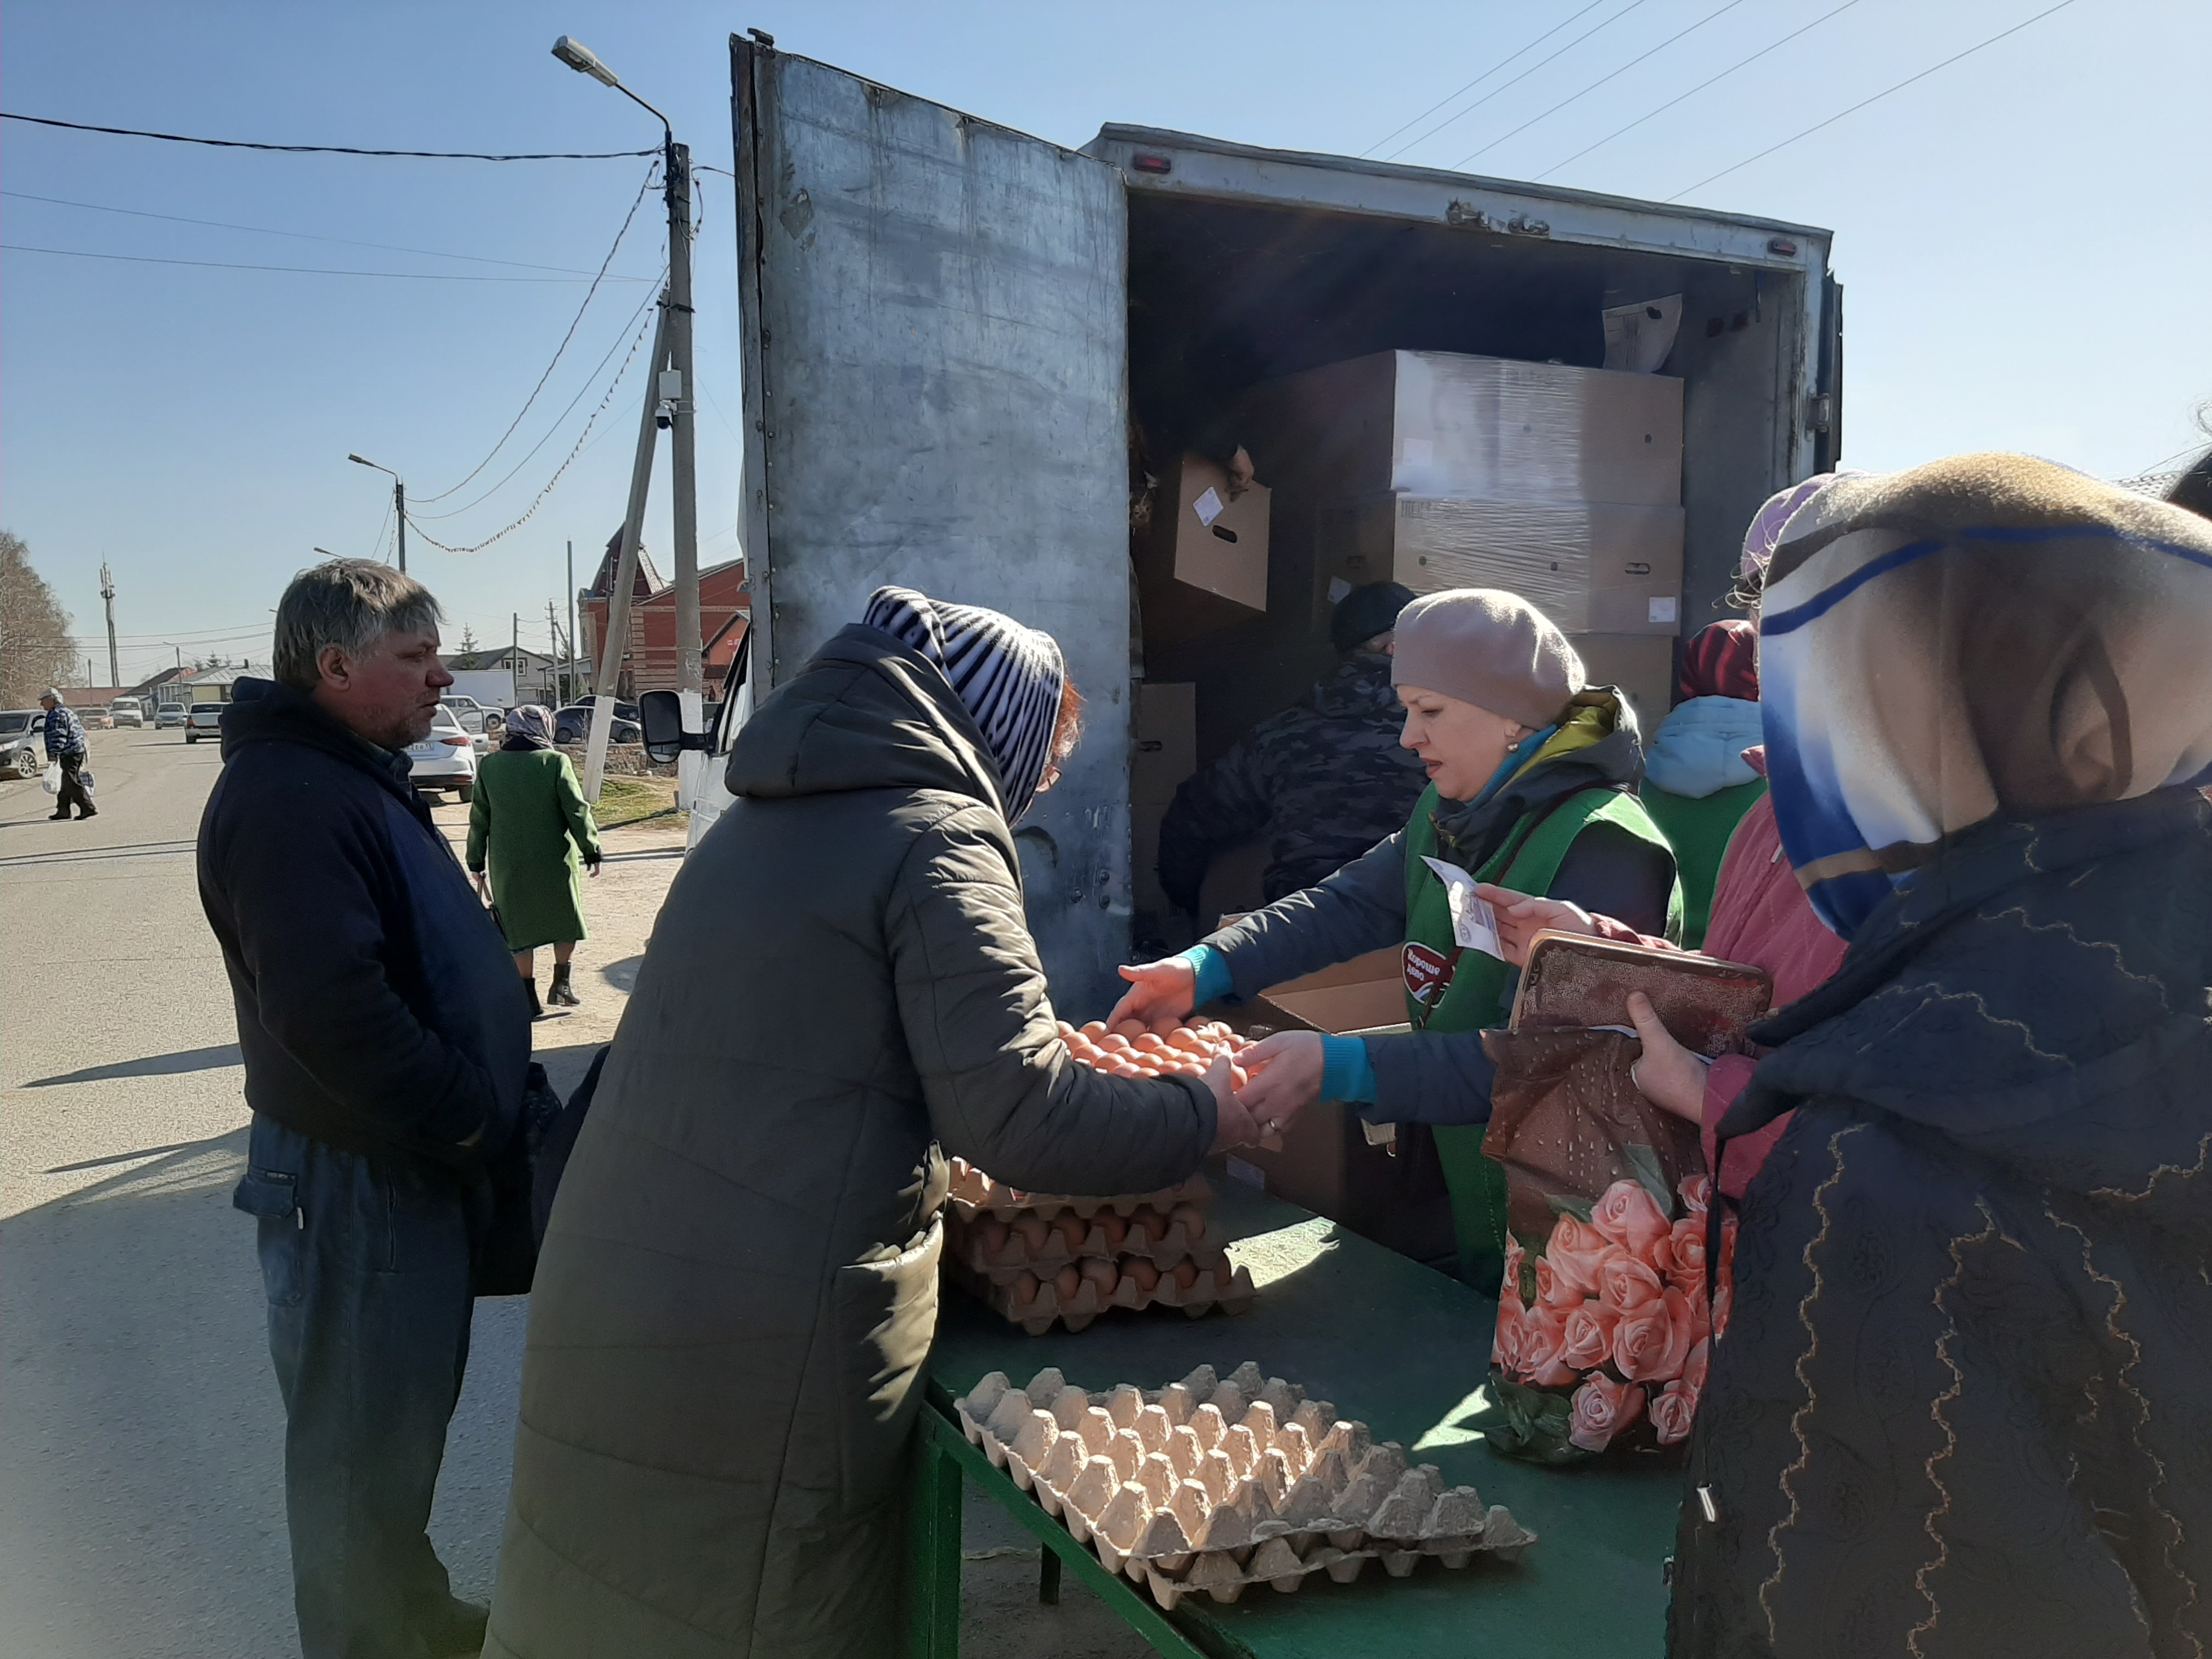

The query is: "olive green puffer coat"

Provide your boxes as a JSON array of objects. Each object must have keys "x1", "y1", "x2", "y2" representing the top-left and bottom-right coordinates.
[{"x1": 485, "y1": 624, "x2": 1216, "y2": 1659}]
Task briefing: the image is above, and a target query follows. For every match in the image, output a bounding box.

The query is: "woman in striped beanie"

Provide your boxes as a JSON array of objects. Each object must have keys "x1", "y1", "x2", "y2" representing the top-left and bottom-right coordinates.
[{"x1": 487, "y1": 586, "x2": 1261, "y2": 1659}]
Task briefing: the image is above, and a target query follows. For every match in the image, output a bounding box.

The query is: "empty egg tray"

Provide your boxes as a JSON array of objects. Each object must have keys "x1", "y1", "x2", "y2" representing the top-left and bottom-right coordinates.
[
  {"x1": 949, "y1": 1254, "x2": 1257, "y2": 1336},
  {"x1": 946, "y1": 1158, "x2": 1213, "y2": 1225},
  {"x1": 954, "y1": 1361, "x2": 1536, "y2": 1609}
]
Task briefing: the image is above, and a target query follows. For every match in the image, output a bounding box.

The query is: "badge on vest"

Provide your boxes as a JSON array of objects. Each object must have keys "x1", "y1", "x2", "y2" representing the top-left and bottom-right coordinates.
[{"x1": 1404, "y1": 940, "x2": 1457, "y2": 1006}]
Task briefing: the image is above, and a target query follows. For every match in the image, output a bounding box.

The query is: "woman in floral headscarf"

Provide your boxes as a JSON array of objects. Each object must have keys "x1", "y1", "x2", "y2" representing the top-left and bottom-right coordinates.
[
  {"x1": 466, "y1": 703, "x2": 600, "y2": 1018},
  {"x1": 1662, "y1": 455, "x2": 2212, "y2": 1656}
]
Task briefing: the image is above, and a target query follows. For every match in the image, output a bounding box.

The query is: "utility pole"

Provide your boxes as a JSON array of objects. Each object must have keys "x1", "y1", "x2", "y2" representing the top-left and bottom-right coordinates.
[
  {"x1": 100, "y1": 563, "x2": 119, "y2": 686},
  {"x1": 664, "y1": 140, "x2": 702, "y2": 695},
  {"x1": 565, "y1": 539, "x2": 578, "y2": 706},
  {"x1": 584, "y1": 300, "x2": 672, "y2": 800},
  {"x1": 394, "y1": 478, "x2": 408, "y2": 574},
  {"x1": 546, "y1": 600, "x2": 561, "y2": 702}
]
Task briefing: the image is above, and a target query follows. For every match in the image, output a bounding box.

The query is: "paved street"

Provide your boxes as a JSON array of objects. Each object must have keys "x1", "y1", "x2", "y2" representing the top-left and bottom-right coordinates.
[{"x1": 0, "y1": 726, "x2": 684, "y2": 1658}]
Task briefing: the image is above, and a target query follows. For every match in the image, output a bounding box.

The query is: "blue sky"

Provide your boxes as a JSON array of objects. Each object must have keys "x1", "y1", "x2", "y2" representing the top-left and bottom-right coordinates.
[{"x1": 4, "y1": 0, "x2": 2204, "y2": 686}]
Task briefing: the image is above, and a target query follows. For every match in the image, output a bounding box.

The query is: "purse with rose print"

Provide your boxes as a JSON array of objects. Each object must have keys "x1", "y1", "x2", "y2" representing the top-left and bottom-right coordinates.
[{"x1": 1472, "y1": 935, "x2": 1769, "y2": 1465}]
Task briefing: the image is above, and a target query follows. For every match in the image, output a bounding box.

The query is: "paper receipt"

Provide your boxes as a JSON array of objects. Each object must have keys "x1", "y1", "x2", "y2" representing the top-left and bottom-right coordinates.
[{"x1": 1420, "y1": 856, "x2": 1506, "y2": 959}]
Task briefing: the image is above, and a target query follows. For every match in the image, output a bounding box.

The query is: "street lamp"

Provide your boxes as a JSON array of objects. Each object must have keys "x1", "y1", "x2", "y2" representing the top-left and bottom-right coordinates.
[
  {"x1": 549, "y1": 32, "x2": 701, "y2": 704},
  {"x1": 347, "y1": 454, "x2": 407, "y2": 574}
]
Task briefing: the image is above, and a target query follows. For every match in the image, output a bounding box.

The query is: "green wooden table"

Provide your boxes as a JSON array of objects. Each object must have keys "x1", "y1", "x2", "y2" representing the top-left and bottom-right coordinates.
[{"x1": 916, "y1": 1179, "x2": 1685, "y2": 1658}]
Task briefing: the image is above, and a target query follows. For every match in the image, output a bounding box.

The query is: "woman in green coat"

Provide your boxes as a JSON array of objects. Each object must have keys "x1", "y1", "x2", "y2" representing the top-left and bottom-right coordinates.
[{"x1": 466, "y1": 704, "x2": 600, "y2": 1018}]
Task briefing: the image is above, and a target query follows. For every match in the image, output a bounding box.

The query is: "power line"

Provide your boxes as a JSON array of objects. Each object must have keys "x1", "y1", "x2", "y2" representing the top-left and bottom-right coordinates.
[
  {"x1": 412, "y1": 163, "x2": 661, "y2": 505},
  {"x1": 2, "y1": 111, "x2": 656, "y2": 161},
  {"x1": 1384, "y1": 0, "x2": 1655, "y2": 163},
  {"x1": 1667, "y1": 0, "x2": 2085, "y2": 201},
  {"x1": 0, "y1": 244, "x2": 649, "y2": 283},
  {"x1": 1535, "y1": 0, "x2": 1866, "y2": 181},
  {"x1": 2, "y1": 189, "x2": 623, "y2": 276},
  {"x1": 404, "y1": 295, "x2": 661, "y2": 556},
  {"x1": 1448, "y1": 0, "x2": 1752, "y2": 171},
  {"x1": 409, "y1": 276, "x2": 663, "y2": 521},
  {"x1": 1360, "y1": 2, "x2": 1609, "y2": 157}
]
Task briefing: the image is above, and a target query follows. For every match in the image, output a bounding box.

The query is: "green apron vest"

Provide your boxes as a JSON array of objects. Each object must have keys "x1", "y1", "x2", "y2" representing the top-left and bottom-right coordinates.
[{"x1": 1401, "y1": 783, "x2": 1681, "y2": 1289}]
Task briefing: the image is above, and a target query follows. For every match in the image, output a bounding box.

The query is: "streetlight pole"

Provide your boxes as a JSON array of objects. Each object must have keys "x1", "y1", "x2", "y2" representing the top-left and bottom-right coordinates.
[
  {"x1": 551, "y1": 35, "x2": 701, "y2": 696},
  {"x1": 347, "y1": 455, "x2": 407, "y2": 574}
]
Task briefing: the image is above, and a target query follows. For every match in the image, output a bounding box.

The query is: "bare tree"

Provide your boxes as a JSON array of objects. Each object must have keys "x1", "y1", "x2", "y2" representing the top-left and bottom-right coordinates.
[{"x1": 0, "y1": 531, "x2": 78, "y2": 707}]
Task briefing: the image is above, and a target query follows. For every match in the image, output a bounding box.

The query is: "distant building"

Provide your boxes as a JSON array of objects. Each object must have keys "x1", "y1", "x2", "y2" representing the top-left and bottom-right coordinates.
[
  {"x1": 577, "y1": 532, "x2": 748, "y2": 697},
  {"x1": 446, "y1": 645, "x2": 562, "y2": 705},
  {"x1": 157, "y1": 664, "x2": 273, "y2": 704}
]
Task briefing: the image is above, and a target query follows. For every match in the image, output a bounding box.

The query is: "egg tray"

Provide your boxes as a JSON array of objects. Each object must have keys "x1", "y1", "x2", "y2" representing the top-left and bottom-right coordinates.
[
  {"x1": 947, "y1": 1205, "x2": 1213, "y2": 1285},
  {"x1": 948, "y1": 1252, "x2": 1257, "y2": 1336},
  {"x1": 954, "y1": 1362, "x2": 1536, "y2": 1609},
  {"x1": 946, "y1": 1157, "x2": 1214, "y2": 1226}
]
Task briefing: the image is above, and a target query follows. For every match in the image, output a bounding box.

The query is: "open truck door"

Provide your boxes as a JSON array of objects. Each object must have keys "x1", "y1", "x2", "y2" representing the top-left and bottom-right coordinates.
[{"x1": 729, "y1": 37, "x2": 1133, "y2": 1010}]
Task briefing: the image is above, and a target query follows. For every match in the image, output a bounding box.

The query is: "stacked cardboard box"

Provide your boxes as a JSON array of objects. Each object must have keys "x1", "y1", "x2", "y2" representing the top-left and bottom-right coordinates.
[{"x1": 1244, "y1": 350, "x2": 1684, "y2": 731}]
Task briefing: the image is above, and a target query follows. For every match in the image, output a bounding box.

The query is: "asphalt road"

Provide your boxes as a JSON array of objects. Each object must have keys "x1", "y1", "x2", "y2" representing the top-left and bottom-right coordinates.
[
  {"x1": 0, "y1": 726, "x2": 1150, "y2": 1659},
  {"x1": 0, "y1": 728, "x2": 675, "y2": 1658}
]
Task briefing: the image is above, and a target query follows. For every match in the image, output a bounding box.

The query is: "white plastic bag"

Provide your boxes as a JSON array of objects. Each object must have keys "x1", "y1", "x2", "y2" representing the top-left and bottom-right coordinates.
[{"x1": 41, "y1": 761, "x2": 61, "y2": 795}]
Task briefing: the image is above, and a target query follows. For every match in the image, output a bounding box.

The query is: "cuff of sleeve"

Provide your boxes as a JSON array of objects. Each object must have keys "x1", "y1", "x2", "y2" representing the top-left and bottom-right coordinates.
[
  {"x1": 1320, "y1": 1035, "x2": 1378, "y2": 1104},
  {"x1": 1176, "y1": 945, "x2": 1235, "y2": 1009}
]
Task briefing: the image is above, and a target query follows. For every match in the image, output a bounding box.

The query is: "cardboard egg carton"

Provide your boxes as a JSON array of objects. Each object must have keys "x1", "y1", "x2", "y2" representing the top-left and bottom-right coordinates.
[
  {"x1": 953, "y1": 1362, "x2": 1536, "y2": 1608},
  {"x1": 946, "y1": 1157, "x2": 1212, "y2": 1225},
  {"x1": 948, "y1": 1251, "x2": 1257, "y2": 1336},
  {"x1": 947, "y1": 1201, "x2": 1213, "y2": 1285}
]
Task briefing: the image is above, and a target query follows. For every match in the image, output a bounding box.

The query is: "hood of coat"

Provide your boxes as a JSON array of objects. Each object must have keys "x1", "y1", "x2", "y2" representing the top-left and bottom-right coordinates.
[
  {"x1": 219, "y1": 676, "x2": 421, "y2": 807},
  {"x1": 1308, "y1": 652, "x2": 1401, "y2": 722},
  {"x1": 1430, "y1": 686, "x2": 1645, "y2": 872},
  {"x1": 724, "y1": 624, "x2": 1009, "y2": 814},
  {"x1": 1644, "y1": 696, "x2": 1764, "y2": 798}
]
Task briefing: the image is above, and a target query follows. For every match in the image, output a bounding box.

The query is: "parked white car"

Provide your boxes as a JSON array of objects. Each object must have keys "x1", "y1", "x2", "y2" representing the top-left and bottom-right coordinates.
[
  {"x1": 110, "y1": 697, "x2": 145, "y2": 729},
  {"x1": 155, "y1": 704, "x2": 187, "y2": 729},
  {"x1": 407, "y1": 705, "x2": 479, "y2": 802}
]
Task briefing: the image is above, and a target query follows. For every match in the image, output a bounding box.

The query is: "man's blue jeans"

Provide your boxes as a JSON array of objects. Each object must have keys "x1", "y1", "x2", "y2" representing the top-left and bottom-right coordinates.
[{"x1": 233, "y1": 1115, "x2": 490, "y2": 1659}]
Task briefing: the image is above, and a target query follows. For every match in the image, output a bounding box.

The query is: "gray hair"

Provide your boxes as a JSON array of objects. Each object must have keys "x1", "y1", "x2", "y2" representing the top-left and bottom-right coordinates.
[{"x1": 273, "y1": 560, "x2": 444, "y2": 692}]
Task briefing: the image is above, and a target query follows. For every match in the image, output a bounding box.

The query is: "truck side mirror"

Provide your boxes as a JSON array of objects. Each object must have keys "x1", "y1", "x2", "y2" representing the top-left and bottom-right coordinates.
[{"x1": 639, "y1": 690, "x2": 704, "y2": 765}]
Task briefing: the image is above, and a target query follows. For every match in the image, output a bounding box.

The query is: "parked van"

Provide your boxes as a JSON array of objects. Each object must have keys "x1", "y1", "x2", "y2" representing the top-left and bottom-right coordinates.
[{"x1": 110, "y1": 697, "x2": 145, "y2": 729}]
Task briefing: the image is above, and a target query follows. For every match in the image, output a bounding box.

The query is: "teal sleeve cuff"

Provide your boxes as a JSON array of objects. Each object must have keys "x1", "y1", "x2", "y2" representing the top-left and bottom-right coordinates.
[
  {"x1": 1320, "y1": 1035, "x2": 1379, "y2": 1104},
  {"x1": 1175, "y1": 945, "x2": 1235, "y2": 1008}
]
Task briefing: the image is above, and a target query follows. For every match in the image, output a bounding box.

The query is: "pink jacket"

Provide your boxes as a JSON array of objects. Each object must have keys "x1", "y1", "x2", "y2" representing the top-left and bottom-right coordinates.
[{"x1": 1591, "y1": 748, "x2": 1847, "y2": 1197}]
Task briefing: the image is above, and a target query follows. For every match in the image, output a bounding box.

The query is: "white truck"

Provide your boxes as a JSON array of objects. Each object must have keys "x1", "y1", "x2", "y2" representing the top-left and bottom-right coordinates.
[
  {"x1": 654, "y1": 40, "x2": 1842, "y2": 1012},
  {"x1": 444, "y1": 668, "x2": 516, "y2": 712}
]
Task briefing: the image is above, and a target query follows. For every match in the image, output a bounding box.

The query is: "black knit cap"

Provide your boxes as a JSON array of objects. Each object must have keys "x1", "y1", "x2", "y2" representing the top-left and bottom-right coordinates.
[{"x1": 1329, "y1": 581, "x2": 1417, "y2": 654}]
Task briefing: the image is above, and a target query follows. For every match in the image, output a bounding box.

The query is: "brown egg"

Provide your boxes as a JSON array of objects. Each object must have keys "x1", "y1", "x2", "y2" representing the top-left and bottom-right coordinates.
[
  {"x1": 1096, "y1": 1213, "x2": 1128, "y2": 1249},
  {"x1": 1166, "y1": 1028, "x2": 1205, "y2": 1053},
  {"x1": 1054, "y1": 1265, "x2": 1082, "y2": 1300},
  {"x1": 1125, "y1": 1258, "x2": 1160, "y2": 1292},
  {"x1": 1112, "y1": 1019, "x2": 1147, "y2": 1041},
  {"x1": 979, "y1": 1218, "x2": 1010, "y2": 1255},
  {"x1": 1171, "y1": 1261, "x2": 1199, "y2": 1290},
  {"x1": 1099, "y1": 1033, "x2": 1132, "y2": 1054},
  {"x1": 1080, "y1": 1020, "x2": 1108, "y2": 1039},
  {"x1": 1169, "y1": 1204, "x2": 1206, "y2": 1242},
  {"x1": 1053, "y1": 1214, "x2": 1087, "y2": 1252},
  {"x1": 1133, "y1": 1031, "x2": 1167, "y2": 1053},
  {"x1": 1013, "y1": 1216, "x2": 1050, "y2": 1252},
  {"x1": 1014, "y1": 1269, "x2": 1040, "y2": 1303},
  {"x1": 1127, "y1": 1207, "x2": 1162, "y2": 1241},
  {"x1": 1081, "y1": 1259, "x2": 1119, "y2": 1294}
]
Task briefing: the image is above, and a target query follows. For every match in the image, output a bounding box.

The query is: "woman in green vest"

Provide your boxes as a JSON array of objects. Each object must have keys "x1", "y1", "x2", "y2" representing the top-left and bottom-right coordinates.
[
  {"x1": 466, "y1": 704, "x2": 601, "y2": 1019},
  {"x1": 1111, "y1": 589, "x2": 1680, "y2": 1289}
]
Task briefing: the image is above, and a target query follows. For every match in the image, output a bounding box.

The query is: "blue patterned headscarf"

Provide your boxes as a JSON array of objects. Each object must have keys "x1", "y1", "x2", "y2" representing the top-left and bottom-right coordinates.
[
  {"x1": 1758, "y1": 455, "x2": 2212, "y2": 938},
  {"x1": 861, "y1": 586, "x2": 1067, "y2": 823}
]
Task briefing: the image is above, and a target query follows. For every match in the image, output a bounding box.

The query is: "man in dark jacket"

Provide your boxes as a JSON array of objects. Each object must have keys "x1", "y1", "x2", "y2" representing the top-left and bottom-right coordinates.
[
  {"x1": 1155, "y1": 583, "x2": 1427, "y2": 912},
  {"x1": 38, "y1": 689, "x2": 94, "y2": 820},
  {"x1": 200, "y1": 558, "x2": 529, "y2": 1659}
]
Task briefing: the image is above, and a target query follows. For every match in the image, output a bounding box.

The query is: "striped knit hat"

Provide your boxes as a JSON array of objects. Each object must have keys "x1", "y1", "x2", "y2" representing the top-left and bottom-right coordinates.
[{"x1": 862, "y1": 585, "x2": 1067, "y2": 823}]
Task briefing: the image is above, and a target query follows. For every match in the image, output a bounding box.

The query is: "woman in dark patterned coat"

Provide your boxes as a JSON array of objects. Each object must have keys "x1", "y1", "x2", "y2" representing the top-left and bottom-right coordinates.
[{"x1": 1667, "y1": 455, "x2": 2212, "y2": 1657}]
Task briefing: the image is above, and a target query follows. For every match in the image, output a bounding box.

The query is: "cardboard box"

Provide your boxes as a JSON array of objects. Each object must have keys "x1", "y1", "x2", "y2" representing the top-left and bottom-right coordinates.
[
  {"x1": 1243, "y1": 351, "x2": 1683, "y2": 509},
  {"x1": 1569, "y1": 633, "x2": 1677, "y2": 739},
  {"x1": 1250, "y1": 947, "x2": 1406, "y2": 1035},
  {"x1": 1138, "y1": 454, "x2": 1270, "y2": 641},
  {"x1": 1321, "y1": 496, "x2": 1684, "y2": 637}
]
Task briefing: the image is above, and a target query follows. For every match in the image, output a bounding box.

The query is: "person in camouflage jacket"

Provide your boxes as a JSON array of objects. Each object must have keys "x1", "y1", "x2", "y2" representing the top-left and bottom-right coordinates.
[{"x1": 1156, "y1": 584, "x2": 1426, "y2": 913}]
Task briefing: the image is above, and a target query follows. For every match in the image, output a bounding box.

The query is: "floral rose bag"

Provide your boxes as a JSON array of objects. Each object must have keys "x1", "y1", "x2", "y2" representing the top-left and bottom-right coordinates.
[{"x1": 1473, "y1": 1026, "x2": 1738, "y2": 1464}]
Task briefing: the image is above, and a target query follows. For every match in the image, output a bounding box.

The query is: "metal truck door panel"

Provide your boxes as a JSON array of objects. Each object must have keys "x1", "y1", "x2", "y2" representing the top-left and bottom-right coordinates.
[{"x1": 732, "y1": 41, "x2": 1132, "y2": 1009}]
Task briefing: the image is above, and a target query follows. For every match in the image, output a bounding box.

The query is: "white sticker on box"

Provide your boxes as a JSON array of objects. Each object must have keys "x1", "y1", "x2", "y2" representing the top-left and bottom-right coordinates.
[
  {"x1": 1193, "y1": 487, "x2": 1225, "y2": 527},
  {"x1": 1327, "y1": 577, "x2": 1353, "y2": 605},
  {"x1": 1420, "y1": 856, "x2": 1508, "y2": 960},
  {"x1": 1649, "y1": 596, "x2": 1679, "y2": 624}
]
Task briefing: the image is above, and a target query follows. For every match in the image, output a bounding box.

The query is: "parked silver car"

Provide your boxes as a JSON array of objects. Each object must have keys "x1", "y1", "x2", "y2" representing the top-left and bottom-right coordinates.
[{"x1": 1, "y1": 710, "x2": 43, "y2": 777}]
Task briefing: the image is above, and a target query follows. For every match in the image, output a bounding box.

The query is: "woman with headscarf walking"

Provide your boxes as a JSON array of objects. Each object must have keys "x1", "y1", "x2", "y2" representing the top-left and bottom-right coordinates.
[
  {"x1": 466, "y1": 704, "x2": 600, "y2": 1019},
  {"x1": 1655, "y1": 455, "x2": 2212, "y2": 1656},
  {"x1": 484, "y1": 588, "x2": 1259, "y2": 1659},
  {"x1": 1111, "y1": 588, "x2": 1681, "y2": 1289}
]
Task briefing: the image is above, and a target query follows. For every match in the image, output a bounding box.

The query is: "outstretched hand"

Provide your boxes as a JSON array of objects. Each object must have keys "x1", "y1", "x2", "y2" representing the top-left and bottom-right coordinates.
[
  {"x1": 1107, "y1": 957, "x2": 1198, "y2": 1035},
  {"x1": 1473, "y1": 883, "x2": 1598, "y2": 966},
  {"x1": 1626, "y1": 991, "x2": 1709, "y2": 1122},
  {"x1": 1234, "y1": 1030, "x2": 1325, "y2": 1145},
  {"x1": 1203, "y1": 1054, "x2": 1268, "y2": 1153}
]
